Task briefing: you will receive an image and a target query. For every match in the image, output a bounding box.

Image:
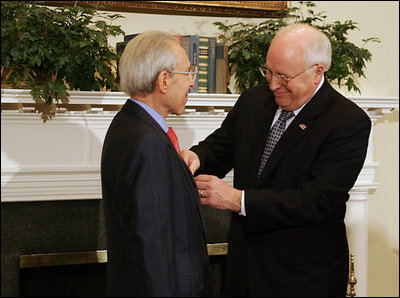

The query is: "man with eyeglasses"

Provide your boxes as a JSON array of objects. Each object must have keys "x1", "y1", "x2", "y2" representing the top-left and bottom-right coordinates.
[
  {"x1": 101, "y1": 31, "x2": 209, "y2": 296},
  {"x1": 182, "y1": 24, "x2": 371, "y2": 296}
]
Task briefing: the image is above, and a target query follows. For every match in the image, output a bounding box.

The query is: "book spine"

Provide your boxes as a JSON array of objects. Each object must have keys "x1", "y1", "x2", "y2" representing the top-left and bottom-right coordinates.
[
  {"x1": 216, "y1": 43, "x2": 228, "y2": 94},
  {"x1": 182, "y1": 35, "x2": 199, "y2": 93},
  {"x1": 192, "y1": 36, "x2": 199, "y2": 93},
  {"x1": 119, "y1": 33, "x2": 139, "y2": 57},
  {"x1": 208, "y1": 37, "x2": 217, "y2": 93},
  {"x1": 116, "y1": 41, "x2": 128, "y2": 57},
  {"x1": 198, "y1": 36, "x2": 209, "y2": 93},
  {"x1": 223, "y1": 44, "x2": 229, "y2": 93},
  {"x1": 182, "y1": 36, "x2": 190, "y2": 62}
]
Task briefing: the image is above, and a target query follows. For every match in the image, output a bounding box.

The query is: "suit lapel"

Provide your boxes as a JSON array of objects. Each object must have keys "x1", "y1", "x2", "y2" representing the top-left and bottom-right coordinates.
[
  {"x1": 166, "y1": 133, "x2": 208, "y2": 238},
  {"x1": 256, "y1": 81, "x2": 331, "y2": 186},
  {"x1": 256, "y1": 115, "x2": 317, "y2": 184}
]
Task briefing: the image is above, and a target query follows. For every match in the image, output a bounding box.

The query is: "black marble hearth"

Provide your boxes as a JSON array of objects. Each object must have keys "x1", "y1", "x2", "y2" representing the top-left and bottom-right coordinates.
[{"x1": 1, "y1": 200, "x2": 230, "y2": 297}]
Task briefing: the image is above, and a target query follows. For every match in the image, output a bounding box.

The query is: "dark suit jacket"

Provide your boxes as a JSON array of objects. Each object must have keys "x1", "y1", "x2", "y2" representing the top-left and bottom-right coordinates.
[
  {"x1": 191, "y1": 81, "x2": 371, "y2": 297},
  {"x1": 101, "y1": 99, "x2": 210, "y2": 297}
]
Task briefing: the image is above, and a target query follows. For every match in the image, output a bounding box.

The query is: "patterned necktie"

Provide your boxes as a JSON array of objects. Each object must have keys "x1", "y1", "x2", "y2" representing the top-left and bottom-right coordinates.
[
  {"x1": 257, "y1": 110, "x2": 295, "y2": 177},
  {"x1": 167, "y1": 127, "x2": 181, "y2": 157}
]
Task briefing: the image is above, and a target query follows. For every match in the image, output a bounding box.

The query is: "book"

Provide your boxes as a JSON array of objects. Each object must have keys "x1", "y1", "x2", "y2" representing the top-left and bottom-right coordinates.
[
  {"x1": 117, "y1": 34, "x2": 140, "y2": 57},
  {"x1": 117, "y1": 34, "x2": 138, "y2": 57},
  {"x1": 116, "y1": 41, "x2": 128, "y2": 57},
  {"x1": 216, "y1": 43, "x2": 228, "y2": 94},
  {"x1": 124, "y1": 33, "x2": 139, "y2": 42},
  {"x1": 198, "y1": 36, "x2": 209, "y2": 93},
  {"x1": 120, "y1": 33, "x2": 181, "y2": 56},
  {"x1": 182, "y1": 35, "x2": 199, "y2": 93},
  {"x1": 208, "y1": 37, "x2": 217, "y2": 93}
]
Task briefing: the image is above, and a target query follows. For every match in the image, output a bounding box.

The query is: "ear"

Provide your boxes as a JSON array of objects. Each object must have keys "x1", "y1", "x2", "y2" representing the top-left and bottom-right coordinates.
[
  {"x1": 314, "y1": 64, "x2": 324, "y2": 84},
  {"x1": 156, "y1": 70, "x2": 169, "y2": 94}
]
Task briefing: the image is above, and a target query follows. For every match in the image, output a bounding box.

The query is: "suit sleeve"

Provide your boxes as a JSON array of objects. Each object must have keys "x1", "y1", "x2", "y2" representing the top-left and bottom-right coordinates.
[{"x1": 126, "y1": 133, "x2": 179, "y2": 296}]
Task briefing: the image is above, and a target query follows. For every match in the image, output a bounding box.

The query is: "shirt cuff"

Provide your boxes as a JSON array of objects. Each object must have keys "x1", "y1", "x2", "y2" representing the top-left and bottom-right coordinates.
[{"x1": 239, "y1": 190, "x2": 246, "y2": 216}]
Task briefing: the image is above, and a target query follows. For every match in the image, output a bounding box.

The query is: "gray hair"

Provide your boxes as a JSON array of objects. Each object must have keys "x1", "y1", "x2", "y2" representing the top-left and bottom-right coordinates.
[
  {"x1": 275, "y1": 24, "x2": 332, "y2": 72},
  {"x1": 119, "y1": 31, "x2": 180, "y2": 97}
]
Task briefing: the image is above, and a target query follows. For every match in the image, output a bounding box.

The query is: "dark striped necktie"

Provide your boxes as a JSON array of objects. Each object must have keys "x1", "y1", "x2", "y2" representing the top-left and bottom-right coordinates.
[{"x1": 257, "y1": 110, "x2": 295, "y2": 177}]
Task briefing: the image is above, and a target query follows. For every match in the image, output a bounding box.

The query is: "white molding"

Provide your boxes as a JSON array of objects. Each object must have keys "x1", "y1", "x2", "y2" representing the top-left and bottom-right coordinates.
[
  {"x1": 2, "y1": 166, "x2": 101, "y2": 202},
  {"x1": 1, "y1": 89, "x2": 398, "y2": 202},
  {"x1": 3, "y1": 88, "x2": 397, "y2": 110},
  {"x1": 1, "y1": 88, "x2": 239, "y2": 107}
]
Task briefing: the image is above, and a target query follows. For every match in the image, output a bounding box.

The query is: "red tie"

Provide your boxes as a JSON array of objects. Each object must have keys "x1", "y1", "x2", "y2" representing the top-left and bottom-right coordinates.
[{"x1": 167, "y1": 127, "x2": 181, "y2": 157}]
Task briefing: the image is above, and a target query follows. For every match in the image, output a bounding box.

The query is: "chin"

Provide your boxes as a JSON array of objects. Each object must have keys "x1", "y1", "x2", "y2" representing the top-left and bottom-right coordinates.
[
  {"x1": 176, "y1": 107, "x2": 185, "y2": 115},
  {"x1": 274, "y1": 95, "x2": 291, "y2": 107}
]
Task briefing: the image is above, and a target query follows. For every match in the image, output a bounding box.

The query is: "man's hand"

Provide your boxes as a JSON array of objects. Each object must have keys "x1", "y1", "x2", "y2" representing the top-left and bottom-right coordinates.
[
  {"x1": 195, "y1": 174, "x2": 242, "y2": 213},
  {"x1": 181, "y1": 149, "x2": 200, "y2": 175}
]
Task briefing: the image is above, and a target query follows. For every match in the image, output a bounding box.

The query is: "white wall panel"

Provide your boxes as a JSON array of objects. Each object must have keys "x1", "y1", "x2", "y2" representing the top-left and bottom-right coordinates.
[{"x1": 2, "y1": 117, "x2": 88, "y2": 166}]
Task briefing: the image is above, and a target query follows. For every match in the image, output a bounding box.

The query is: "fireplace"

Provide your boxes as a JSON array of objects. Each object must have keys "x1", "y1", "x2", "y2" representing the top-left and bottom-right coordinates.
[{"x1": 19, "y1": 248, "x2": 227, "y2": 297}]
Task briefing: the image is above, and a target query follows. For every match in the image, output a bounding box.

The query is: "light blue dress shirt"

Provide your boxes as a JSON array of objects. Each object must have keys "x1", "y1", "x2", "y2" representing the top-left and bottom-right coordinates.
[{"x1": 129, "y1": 98, "x2": 168, "y2": 133}]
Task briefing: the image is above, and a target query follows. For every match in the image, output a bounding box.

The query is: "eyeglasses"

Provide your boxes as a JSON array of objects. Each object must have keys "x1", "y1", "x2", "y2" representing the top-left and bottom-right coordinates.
[
  {"x1": 170, "y1": 65, "x2": 198, "y2": 82},
  {"x1": 259, "y1": 64, "x2": 317, "y2": 86}
]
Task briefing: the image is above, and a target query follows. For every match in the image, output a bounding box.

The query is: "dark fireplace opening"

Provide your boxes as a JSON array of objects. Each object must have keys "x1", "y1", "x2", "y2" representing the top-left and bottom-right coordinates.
[
  {"x1": 20, "y1": 255, "x2": 226, "y2": 297},
  {"x1": 20, "y1": 263, "x2": 107, "y2": 297}
]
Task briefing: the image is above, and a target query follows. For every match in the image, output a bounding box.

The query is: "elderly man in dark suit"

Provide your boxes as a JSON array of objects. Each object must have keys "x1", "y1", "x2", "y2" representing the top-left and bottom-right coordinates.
[
  {"x1": 182, "y1": 24, "x2": 371, "y2": 297},
  {"x1": 101, "y1": 31, "x2": 209, "y2": 297}
]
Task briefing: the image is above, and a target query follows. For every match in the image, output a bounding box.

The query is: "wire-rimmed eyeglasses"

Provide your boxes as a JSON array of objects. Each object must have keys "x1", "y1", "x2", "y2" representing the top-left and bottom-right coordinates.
[
  {"x1": 170, "y1": 65, "x2": 198, "y2": 82},
  {"x1": 259, "y1": 64, "x2": 317, "y2": 86}
]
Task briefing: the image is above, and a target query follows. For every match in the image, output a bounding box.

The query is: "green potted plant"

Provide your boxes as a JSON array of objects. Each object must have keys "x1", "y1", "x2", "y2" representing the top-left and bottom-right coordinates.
[
  {"x1": 214, "y1": 1, "x2": 380, "y2": 94},
  {"x1": 1, "y1": 1, "x2": 124, "y2": 120}
]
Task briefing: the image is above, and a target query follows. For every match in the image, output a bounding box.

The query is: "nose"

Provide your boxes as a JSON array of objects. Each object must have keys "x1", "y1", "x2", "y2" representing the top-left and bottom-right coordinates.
[{"x1": 268, "y1": 75, "x2": 281, "y2": 91}]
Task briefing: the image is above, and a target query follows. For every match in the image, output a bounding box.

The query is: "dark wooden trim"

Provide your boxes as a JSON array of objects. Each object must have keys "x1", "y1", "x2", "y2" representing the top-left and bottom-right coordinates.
[{"x1": 44, "y1": 1, "x2": 288, "y2": 18}]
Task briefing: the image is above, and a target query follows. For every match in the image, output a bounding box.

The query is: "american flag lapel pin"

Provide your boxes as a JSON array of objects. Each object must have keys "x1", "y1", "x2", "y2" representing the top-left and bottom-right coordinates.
[{"x1": 299, "y1": 123, "x2": 307, "y2": 130}]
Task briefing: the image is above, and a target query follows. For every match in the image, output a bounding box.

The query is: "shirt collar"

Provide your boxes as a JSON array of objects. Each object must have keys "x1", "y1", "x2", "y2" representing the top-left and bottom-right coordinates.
[{"x1": 129, "y1": 98, "x2": 168, "y2": 132}]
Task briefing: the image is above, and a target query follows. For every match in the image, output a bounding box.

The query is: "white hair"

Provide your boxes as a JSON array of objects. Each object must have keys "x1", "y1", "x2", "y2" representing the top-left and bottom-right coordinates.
[
  {"x1": 119, "y1": 31, "x2": 180, "y2": 97},
  {"x1": 275, "y1": 24, "x2": 332, "y2": 72}
]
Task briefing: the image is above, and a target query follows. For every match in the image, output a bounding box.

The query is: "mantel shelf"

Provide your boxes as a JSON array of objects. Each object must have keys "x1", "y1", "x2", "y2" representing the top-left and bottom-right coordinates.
[{"x1": 1, "y1": 89, "x2": 398, "y2": 112}]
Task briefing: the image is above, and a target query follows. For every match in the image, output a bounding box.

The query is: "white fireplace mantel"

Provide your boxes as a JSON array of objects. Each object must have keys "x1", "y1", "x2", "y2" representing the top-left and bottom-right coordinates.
[{"x1": 1, "y1": 89, "x2": 398, "y2": 296}]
